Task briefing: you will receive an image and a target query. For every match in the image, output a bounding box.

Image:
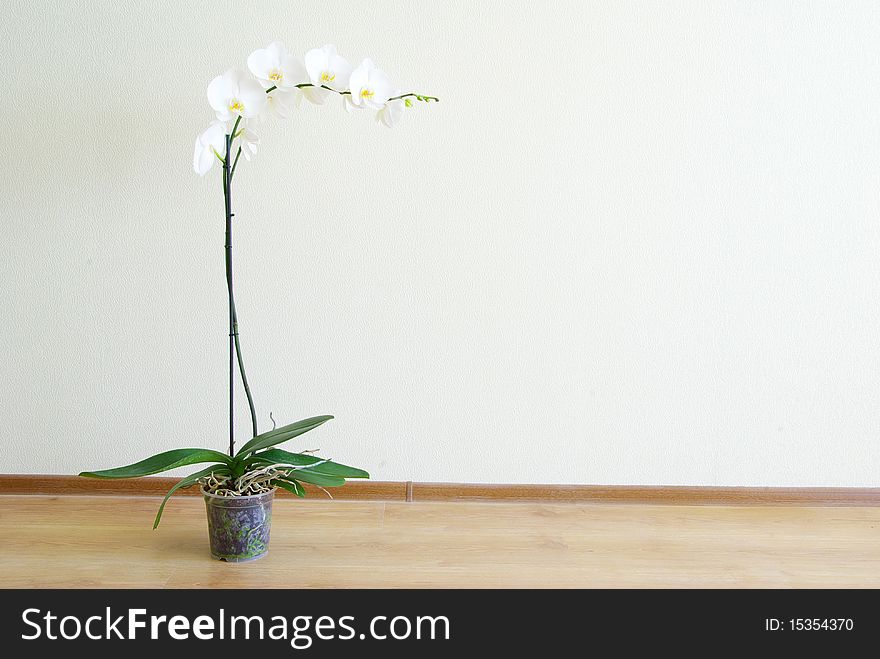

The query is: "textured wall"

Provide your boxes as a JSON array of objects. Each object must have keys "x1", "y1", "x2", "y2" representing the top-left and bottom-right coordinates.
[{"x1": 2, "y1": 1, "x2": 879, "y2": 485}]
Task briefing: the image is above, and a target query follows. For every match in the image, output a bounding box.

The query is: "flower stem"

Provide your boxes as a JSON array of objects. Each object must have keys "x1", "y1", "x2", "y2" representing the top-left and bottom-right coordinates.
[
  {"x1": 230, "y1": 146, "x2": 242, "y2": 181},
  {"x1": 231, "y1": 300, "x2": 258, "y2": 439},
  {"x1": 279, "y1": 82, "x2": 438, "y2": 103},
  {"x1": 387, "y1": 92, "x2": 439, "y2": 103},
  {"x1": 223, "y1": 117, "x2": 259, "y2": 457},
  {"x1": 223, "y1": 136, "x2": 235, "y2": 457}
]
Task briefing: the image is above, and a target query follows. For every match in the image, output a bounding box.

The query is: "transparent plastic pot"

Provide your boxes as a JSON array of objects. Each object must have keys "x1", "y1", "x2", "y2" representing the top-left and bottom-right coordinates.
[{"x1": 201, "y1": 488, "x2": 275, "y2": 562}]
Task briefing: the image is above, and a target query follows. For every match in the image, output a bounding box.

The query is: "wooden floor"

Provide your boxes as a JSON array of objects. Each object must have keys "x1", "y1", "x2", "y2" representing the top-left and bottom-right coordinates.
[{"x1": 3, "y1": 494, "x2": 879, "y2": 588}]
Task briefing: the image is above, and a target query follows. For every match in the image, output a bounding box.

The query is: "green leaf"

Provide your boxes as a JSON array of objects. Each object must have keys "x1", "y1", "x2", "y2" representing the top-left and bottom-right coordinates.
[
  {"x1": 281, "y1": 468, "x2": 346, "y2": 488},
  {"x1": 247, "y1": 414, "x2": 334, "y2": 444},
  {"x1": 153, "y1": 464, "x2": 229, "y2": 529},
  {"x1": 273, "y1": 478, "x2": 305, "y2": 498},
  {"x1": 235, "y1": 415, "x2": 333, "y2": 458},
  {"x1": 79, "y1": 448, "x2": 232, "y2": 479},
  {"x1": 256, "y1": 448, "x2": 369, "y2": 479}
]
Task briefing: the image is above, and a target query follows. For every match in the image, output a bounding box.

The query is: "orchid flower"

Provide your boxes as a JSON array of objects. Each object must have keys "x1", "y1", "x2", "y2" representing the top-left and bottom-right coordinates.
[
  {"x1": 207, "y1": 68, "x2": 267, "y2": 121},
  {"x1": 303, "y1": 44, "x2": 352, "y2": 105},
  {"x1": 376, "y1": 90, "x2": 407, "y2": 128},
  {"x1": 193, "y1": 120, "x2": 228, "y2": 176},
  {"x1": 247, "y1": 41, "x2": 306, "y2": 119},
  {"x1": 348, "y1": 58, "x2": 394, "y2": 110},
  {"x1": 237, "y1": 125, "x2": 260, "y2": 161},
  {"x1": 343, "y1": 93, "x2": 365, "y2": 114},
  {"x1": 247, "y1": 41, "x2": 307, "y2": 91},
  {"x1": 263, "y1": 89, "x2": 300, "y2": 119}
]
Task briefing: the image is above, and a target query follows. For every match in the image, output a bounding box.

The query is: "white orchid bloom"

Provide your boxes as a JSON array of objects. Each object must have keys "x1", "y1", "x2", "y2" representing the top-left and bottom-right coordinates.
[
  {"x1": 193, "y1": 120, "x2": 228, "y2": 175},
  {"x1": 262, "y1": 89, "x2": 300, "y2": 119},
  {"x1": 302, "y1": 44, "x2": 352, "y2": 104},
  {"x1": 343, "y1": 93, "x2": 366, "y2": 114},
  {"x1": 238, "y1": 125, "x2": 259, "y2": 161},
  {"x1": 248, "y1": 42, "x2": 306, "y2": 119},
  {"x1": 376, "y1": 90, "x2": 406, "y2": 128},
  {"x1": 247, "y1": 41, "x2": 307, "y2": 91},
  {"x1": 207, "y1": 68, "x2": 267, "y2": 121},
  {"x1": 349, "y1": 59, "x2": 394, "y2": 111}
]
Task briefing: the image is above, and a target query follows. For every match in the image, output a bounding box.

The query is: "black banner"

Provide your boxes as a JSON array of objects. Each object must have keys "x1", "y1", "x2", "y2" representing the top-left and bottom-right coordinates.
[{"x1": 0, "y1": 589, "x2": 874, "y2": 655}]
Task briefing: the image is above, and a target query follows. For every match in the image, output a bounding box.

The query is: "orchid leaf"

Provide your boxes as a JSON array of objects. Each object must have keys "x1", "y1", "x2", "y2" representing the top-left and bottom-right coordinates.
[
  {"x1": 273, "y1": 478, "x2": 306, "y2": 498},
  {"x1": 80, "y1": 448, "x2": 232, "y2": 479},
  {"x1": 234, "y1": 415, "x2": 333, "y2": 458},
  {"x1": 256, "y1": 448, "x2": 368, "y2": 479},
  {"x1": 153, "y1": 464, "x2": 229, "y2": 529},
  {"x1": 280, "y1": 468, "x2": 345, "y2": 488}
]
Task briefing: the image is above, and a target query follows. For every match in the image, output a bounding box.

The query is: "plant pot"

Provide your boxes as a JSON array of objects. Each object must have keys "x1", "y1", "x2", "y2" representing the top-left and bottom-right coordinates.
[{"x1": 202, "y1": 488, "x2": 275, "y2": 562}]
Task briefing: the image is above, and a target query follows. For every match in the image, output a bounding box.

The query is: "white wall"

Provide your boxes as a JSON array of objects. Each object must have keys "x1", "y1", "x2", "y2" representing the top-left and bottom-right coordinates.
[{"x1": 2, "y1": 1, "x2": 879, "y2": 485}]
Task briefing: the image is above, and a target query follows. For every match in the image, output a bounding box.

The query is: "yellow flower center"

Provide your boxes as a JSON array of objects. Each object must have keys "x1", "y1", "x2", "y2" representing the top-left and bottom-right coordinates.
[
  {"x1": 320, "y1": 71, "x2": 335, "y2": 83},
  {"x1": 360, "y1": 88, "x2": 374, "y2": 100},
  {"x1": 269, "y1": 70, "x2": 283, "y2": 82},
  {"x1": 228, "y1": 99, "x2": 244, "y2": 113}
]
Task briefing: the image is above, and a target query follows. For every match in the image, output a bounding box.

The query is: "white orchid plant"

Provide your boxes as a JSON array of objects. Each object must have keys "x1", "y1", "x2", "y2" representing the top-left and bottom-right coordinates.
[{"x1": 81, "y1": 42, "x2": 437, "y2": 526}]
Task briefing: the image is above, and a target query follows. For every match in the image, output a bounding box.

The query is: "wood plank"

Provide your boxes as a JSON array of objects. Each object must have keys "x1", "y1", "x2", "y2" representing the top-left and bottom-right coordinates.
[{"x1": 2, "y1": 495, "x2": 879, "y2": 588}]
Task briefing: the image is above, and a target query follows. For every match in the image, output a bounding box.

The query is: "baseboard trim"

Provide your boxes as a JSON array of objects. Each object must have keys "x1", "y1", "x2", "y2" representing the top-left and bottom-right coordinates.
[
  {"x1": 0, "y1": 474, "x2": 405, "y2": 501},
  {"x1": 410, "y1": 482, "x2": 880, "y2": 506},
  {"x1": 1, "y1": 475, "x2": 878, "y2": 506}
]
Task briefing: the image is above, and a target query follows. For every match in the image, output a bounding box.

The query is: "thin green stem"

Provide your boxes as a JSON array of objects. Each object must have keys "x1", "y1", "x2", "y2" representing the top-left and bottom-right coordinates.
[
  {"x1": 232, "y1": 300, "x2": 258, "y2": 439},
  {"x1": 294, "y1": 83, "x2": 344, "y2": 93},
  {"x1": 230, "y1": 146, "x2": 242, "y2": 181},
  {"x1": 388, "y1": 92, "x2": 439, "y2": 103},
  {"x1": 223, "y1": 115, "x2": 259, "y2": 455},
  {"x1": 275, "y1": 82, "x2": 438, "y2": 103},
  {"x1": 223, "y1": 136, "x2": 235, "y2": 456}
]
